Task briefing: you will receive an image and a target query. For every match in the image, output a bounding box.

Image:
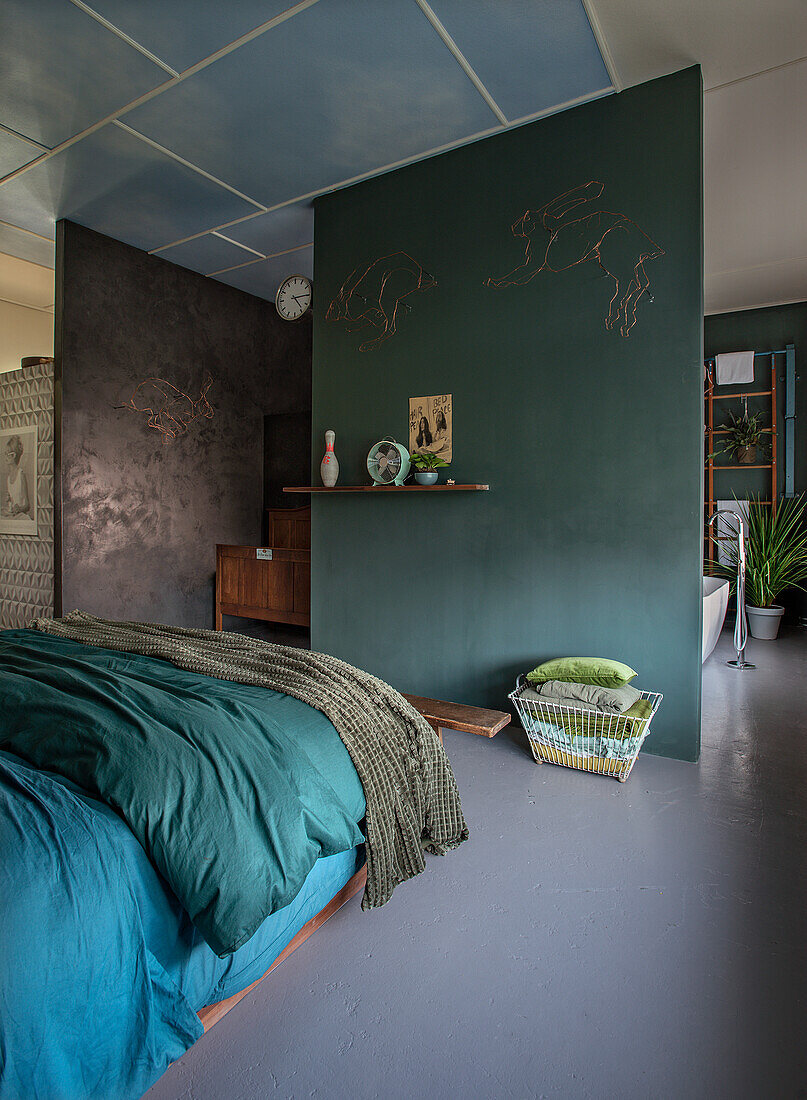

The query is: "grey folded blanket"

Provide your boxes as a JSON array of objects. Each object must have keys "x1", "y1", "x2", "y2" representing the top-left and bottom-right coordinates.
[
  {"x1": 31, "y1": 611, "x2": 468, "y2": 911},
  {"x1": 523, "y1": 680, "x2": 642, "y2": 714}
]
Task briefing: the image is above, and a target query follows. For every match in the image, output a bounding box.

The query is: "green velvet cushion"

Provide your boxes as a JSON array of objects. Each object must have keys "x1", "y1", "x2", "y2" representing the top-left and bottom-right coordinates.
[{"x1": 526, "y1": 656, "x2": 638, "y2": 689}]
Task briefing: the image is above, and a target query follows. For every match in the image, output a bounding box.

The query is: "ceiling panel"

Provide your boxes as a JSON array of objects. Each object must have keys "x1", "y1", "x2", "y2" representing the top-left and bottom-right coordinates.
[
  {"x1": 126, "y1": 0, "x2": 498, "y2": 210},
  {"x1": 212, "y1": 245, "x2": 313, "y2": 299},
  {"x1": 0, "y1": 0, "x2": 170, "y2": 149},
  {"x1": 222, "y1": 204, "x2": 314, "y2": 256},
  {"x1": 0, "y1": 223, "x2": 54, "y2": 269},
  {"x1": 85, "y1": 0, "x2": 302, "y2": 74},
  {"x1": 0, "y1": 124, "x2": 258, "y2": 251},
  {"x1": 156, "y1": 231, "x2": 260, "y2": 275},
  {"x1": 0, "y1": 129, "x2": 43, "y2": 178},
  {"x1": 429, "y1": 0, "x2": 611, "y2": 121}
]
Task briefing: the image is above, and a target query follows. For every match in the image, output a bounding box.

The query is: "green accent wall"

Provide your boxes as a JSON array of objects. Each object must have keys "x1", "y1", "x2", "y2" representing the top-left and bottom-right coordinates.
[
  {"x1": 705, "y1": 301, "x2": 806, "y2": 620},
  {"x1": 705, "y1": 302, "x2": 806, "y2": 495},
  {"x1": 311, "y1": 68, "x2": 704, "y2": 761}
]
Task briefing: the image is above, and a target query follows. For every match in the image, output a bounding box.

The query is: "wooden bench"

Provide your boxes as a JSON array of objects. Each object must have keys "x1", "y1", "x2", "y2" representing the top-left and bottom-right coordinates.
[{"x1": 402, "y1": 694, "x2": 511, "y2": 743}]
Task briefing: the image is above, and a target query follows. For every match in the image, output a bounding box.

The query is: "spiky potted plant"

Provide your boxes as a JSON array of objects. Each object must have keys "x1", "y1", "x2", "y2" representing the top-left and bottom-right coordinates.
[
  {"x1": 707, "y1": 494, "x2": 807, "y2": 639},
  {"x1": 409, "y1": 451, "x2": 449, "y2": 486},
  {"x1": 713, "y1": 410, "x2": 770, "y2": 465}
]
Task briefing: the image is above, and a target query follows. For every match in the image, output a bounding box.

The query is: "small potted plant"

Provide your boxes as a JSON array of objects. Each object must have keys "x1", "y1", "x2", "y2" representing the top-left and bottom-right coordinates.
[
  {"x1": 409, "y1": 452, "x2": 449, "y2": 486},
  {"x1": 707, "y1": 494, "x2": 807, "y2": 639},
  {"x1": 713, "y1": 410, "x2": 770, "y2": 465}
]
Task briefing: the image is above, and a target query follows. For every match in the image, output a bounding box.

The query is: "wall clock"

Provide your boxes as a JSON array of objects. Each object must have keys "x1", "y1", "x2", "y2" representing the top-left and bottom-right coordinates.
[{"x1": 275, "y1": 274, "x2": 312, "y2": 321}]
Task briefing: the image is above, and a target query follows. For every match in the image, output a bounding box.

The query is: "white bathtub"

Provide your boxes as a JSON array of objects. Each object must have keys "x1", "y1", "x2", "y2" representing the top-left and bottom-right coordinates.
[{"x1": 702, "y1": 576, "x2": 729, "y2": 662}]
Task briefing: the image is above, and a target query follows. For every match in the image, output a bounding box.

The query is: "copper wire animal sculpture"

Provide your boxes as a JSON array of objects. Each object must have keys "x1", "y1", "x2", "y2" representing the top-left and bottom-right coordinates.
[
  {"x1": 326, "y1": 252, "x2": 436, "y2": 351},
  {"x1": 115, "y1": 375, "x2": 214, "y2": 444},
  {"x1": 485, "y1": 181, "x2": 664, "y2": 337}
]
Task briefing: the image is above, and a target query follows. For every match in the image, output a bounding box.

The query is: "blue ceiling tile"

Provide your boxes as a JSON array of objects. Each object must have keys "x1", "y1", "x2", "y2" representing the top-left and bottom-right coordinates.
[
  {"x1": 212, "y1": 246, "x2": 313, "y2": 301},
  {"x1": 0, "y1": 223, "x2": 54, "y2": 268},
  {"x1": 85, "y1": 0, "x2": 300, "y2": 74},
  {"x1": 156, "y1": 232, "x2": 260, "y2": 275},
  {"x1": 0, "y1": 0, "x2": 171, "y2": 148},
  {"x1": 429, "y1": 0, "x2": 612, "y2": 121},
  {"x1": 222, "y1": 204, "x2": 314, "y2": 256},
  {"x1": 0, "y1": 125, "x2": 257, "y2": 251},
  {"x1": 0, "y1": 129, "x2": 43, "y2": 179},
  {"x1": 126, "y1": 0, "x2": 499, "y2": 208}
]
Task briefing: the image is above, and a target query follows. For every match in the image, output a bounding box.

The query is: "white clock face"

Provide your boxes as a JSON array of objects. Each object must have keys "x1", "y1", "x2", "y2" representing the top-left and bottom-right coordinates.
[{"x1": 276, "y1": 275, "x2": 312, "y2": 321}]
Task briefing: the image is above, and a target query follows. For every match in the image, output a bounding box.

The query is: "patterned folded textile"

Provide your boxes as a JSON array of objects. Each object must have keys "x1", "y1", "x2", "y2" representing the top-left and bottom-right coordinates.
[{"x1": 521, "y1": 695, "x2": 653, "y2": 741}]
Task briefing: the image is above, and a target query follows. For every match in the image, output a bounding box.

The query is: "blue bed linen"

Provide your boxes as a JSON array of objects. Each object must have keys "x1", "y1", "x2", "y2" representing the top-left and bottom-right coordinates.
[
  {"x1": 170, "y1": 846, "x2": 364, "y2": 1013},
  {"x1": 0, "y1": 748, "x2": 365, "y2": 1099},
  {"x1": 0, "y1": 750, "x2": 200, "y2": 1100},
  {"x1": 1, "y1": 630, "x2": 366, "y2": 956},
  {"x1": 0, "y1": 629, "x2": 369, "y2": 1098}
]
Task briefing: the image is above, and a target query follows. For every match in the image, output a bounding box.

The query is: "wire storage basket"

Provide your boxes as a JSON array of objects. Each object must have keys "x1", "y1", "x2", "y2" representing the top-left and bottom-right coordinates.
[{"x1": 509, "y1": 675, "x2": 663, "y2": 783}]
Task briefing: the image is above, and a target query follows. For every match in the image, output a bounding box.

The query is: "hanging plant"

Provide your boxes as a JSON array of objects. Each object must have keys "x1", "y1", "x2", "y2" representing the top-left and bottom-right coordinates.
[{"x1": 712, "y1": 410, "x2": 770, "y2": 464}]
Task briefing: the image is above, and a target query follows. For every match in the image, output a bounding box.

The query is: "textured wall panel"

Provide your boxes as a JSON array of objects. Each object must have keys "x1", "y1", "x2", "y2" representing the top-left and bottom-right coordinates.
[
  {"x1": 0, "y1": 360, "x2": 54, "y2": 627},
  {"x1": 58, "y1": 222, "x2": 311, "y2": 628}
]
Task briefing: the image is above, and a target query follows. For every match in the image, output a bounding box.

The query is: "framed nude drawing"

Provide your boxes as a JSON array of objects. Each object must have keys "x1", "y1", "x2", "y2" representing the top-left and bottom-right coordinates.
[{"x1": 0, "y1": 424, "x2": 38, "y2": 536}]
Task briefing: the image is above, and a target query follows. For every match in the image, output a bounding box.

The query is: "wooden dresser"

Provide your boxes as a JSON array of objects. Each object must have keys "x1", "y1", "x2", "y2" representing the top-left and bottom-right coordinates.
[{"x1": 215, "y1": 507, "x2": 310, "y2": 630}]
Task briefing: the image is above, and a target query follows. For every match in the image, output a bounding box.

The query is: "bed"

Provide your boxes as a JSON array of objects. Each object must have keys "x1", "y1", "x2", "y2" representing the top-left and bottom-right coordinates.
[{"x1": 0, "y1": 620, "x2": 467, "y2": 1099}]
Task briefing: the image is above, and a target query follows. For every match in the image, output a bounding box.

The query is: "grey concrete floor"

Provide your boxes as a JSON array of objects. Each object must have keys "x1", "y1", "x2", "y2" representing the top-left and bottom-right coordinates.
[{"x1": 147, "y1": 628, "x2": 807, "y2": 1100}]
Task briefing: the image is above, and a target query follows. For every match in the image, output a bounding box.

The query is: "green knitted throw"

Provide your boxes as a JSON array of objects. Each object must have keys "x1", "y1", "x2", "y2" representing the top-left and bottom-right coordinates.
[{"x1": 31, "y1": 611, "x2": 468, "y2": 910}]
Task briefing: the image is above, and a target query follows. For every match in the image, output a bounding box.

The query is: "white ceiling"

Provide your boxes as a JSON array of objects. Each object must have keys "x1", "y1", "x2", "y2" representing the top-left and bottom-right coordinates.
[
  {"x1": 589, "y1": 0, "x2": 807, "y2": 313},
  {"x1": 704, "y1": 58, "x2": 807, "y2": 313},
  {"x1": 588, "y1": 0, "x2": 807, "y2": 91},
  {"x1": 1, "y1": 0, "x2": 806, "y2": 317}
]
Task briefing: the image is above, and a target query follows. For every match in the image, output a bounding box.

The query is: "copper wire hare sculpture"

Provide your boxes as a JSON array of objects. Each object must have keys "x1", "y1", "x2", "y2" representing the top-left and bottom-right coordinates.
[
  {"x1": 326, "y1": 252, "x2": 436, "y2": 351},
  {"x1": 116, "y1": 376, "x2": 214, "y2": 444},
  {"x1": 485, "y1": 181, "x2": 664, "y2": 337}
]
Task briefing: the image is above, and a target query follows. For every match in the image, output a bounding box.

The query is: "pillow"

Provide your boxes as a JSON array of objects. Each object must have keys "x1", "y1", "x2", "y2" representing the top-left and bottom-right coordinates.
[
  {"x1": 526, "y1": 656, "x2": 637, "y2": 689},
  {"x1": 538, "y1": 681, "x2": 642, "y2": 713}
]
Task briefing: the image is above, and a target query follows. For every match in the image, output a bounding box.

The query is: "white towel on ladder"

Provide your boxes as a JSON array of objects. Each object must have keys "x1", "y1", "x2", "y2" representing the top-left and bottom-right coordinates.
[
  {"x1": 715, "y1": 500, "x2": 749, "y2": 566},
  {"x1": 716, "y1": 351, "x2": 755, "y2": 385}
]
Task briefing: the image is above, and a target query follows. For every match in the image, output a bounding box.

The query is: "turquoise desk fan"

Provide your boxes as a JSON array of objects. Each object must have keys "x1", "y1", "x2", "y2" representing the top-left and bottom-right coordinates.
[{"x1": 367, "y1": 440, "x2": 410, "y2": 485}]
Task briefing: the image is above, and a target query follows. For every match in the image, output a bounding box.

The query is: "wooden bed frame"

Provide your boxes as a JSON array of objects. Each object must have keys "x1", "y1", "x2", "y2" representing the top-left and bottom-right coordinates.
[{"x1": 197, "y1": 865, "x2": 367, "y2": 1031}]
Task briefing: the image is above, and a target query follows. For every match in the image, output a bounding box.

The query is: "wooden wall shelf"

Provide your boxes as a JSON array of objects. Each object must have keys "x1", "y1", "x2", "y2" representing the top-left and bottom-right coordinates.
[{"x1": 284, "y1": 484, "x2": 489, "y2": 493}]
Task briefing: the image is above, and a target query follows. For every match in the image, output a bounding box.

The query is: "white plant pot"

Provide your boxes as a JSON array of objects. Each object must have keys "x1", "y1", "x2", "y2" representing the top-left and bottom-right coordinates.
[{"x1": 745, "y1": 604, "x2": 785, "y2": 640}]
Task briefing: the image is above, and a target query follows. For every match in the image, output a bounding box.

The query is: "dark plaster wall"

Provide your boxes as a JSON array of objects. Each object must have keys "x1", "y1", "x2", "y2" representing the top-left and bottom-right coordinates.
[
  {"x1": 264, "y1": 412, "x2": 312, "y2": 513},
  {"x1": 311, "y1": 68, "x2": 704, "y2": 761},
  {"x1": 56, "y1": 221, "x2": 311, "y2": 627}
]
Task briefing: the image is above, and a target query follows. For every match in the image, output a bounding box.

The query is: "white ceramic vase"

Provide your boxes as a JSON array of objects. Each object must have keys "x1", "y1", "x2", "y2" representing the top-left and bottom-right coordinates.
[{"x1": 320, "y1": 429, "x2": 339, "y2": 488}]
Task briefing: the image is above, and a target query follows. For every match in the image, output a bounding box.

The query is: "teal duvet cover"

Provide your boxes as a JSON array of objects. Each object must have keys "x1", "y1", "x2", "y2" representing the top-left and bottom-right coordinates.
[{"x1": 0, "y1": 630, "x2": 366, "y2": 1099}]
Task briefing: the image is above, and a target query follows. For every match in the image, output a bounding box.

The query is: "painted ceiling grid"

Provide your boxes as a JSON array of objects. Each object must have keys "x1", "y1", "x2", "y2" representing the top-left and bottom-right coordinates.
[{"x1": 0, "y1": 0, "x2": 613, "y2": 301}]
